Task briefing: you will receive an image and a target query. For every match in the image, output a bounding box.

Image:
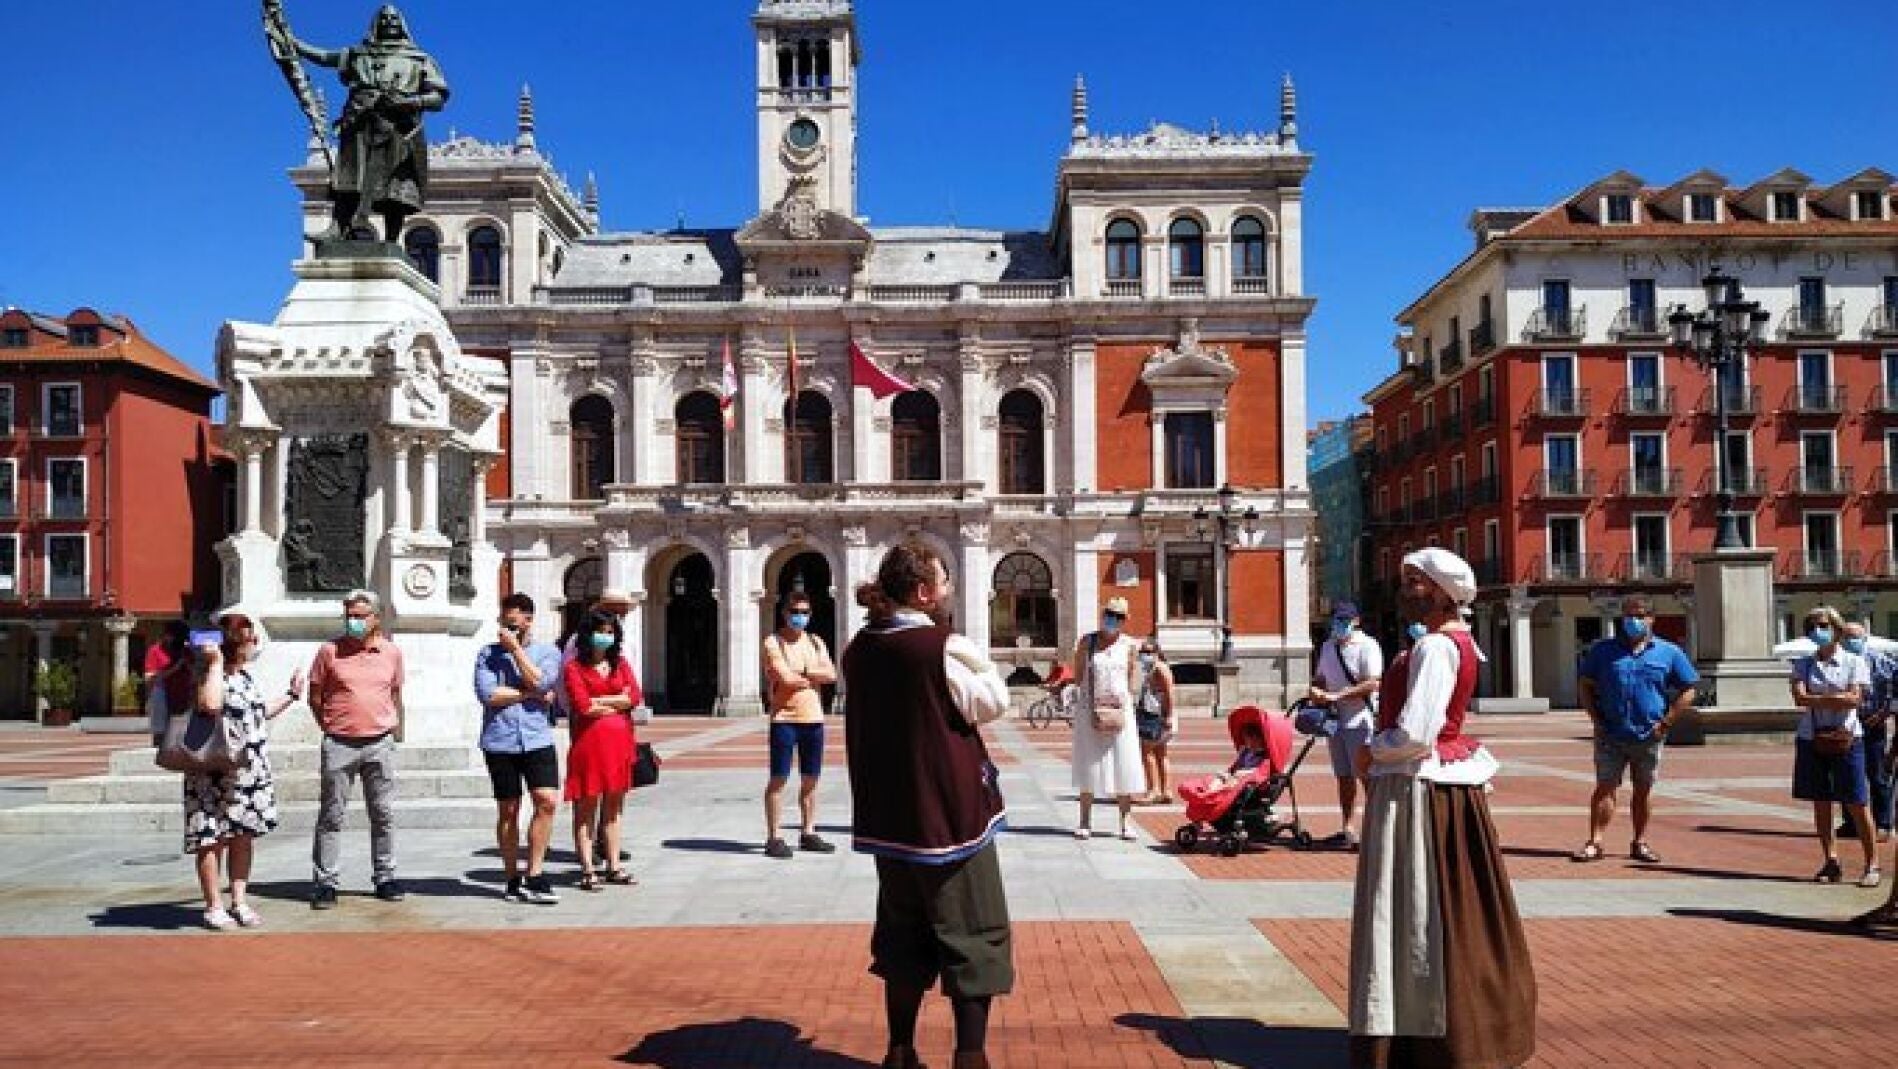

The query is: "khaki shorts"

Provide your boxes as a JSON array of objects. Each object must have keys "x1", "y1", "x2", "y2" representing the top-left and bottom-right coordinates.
[
  {"x1": 871, "y1": 842, "x2": 1014, "y2": 998},
  {"x1": 1594, "y1": 734, "x2": 1664, "y2": 789}
]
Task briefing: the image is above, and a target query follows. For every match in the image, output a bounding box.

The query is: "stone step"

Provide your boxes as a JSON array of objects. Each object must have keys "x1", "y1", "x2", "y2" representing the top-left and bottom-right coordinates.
[
  {"x1": 45, "y1": 769, "x2": 496, "y2": 806},
  {"x1": 109, "y1": 741, "x2": 487, "y2": 776},
  {"x1": 0, "y1": 797, "x2": 498, "y2": 836}
]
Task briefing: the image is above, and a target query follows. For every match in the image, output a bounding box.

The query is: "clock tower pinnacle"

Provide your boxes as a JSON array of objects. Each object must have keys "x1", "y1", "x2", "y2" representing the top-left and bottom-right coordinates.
[{"x1": 754, "y1": 1, "x2": 859, "y2": 219}]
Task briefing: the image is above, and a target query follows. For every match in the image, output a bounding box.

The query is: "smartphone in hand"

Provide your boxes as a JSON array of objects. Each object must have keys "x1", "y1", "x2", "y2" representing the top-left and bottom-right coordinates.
[{"x1": 188, "y1": 629, "x2": 224, "y2": 649}]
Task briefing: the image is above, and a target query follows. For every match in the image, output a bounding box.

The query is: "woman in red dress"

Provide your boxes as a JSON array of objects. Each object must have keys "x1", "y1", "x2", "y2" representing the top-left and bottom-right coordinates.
[{"x1": 562, "y1": 609, "x2": 641, "y2": 890}]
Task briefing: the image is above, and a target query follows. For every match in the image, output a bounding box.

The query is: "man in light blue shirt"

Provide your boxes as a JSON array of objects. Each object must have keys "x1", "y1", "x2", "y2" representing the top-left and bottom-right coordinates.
[
  {"x1": 474, "y1": 593, "x2": 566, "y2": 904},
  {"x1": 1574, "y1": 595, "x2": 1698, "y2": 864}
]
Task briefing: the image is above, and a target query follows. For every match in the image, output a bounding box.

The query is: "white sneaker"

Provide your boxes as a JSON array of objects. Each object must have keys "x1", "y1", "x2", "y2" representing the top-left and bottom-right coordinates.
[
  {"x1": 203, "y1": 907, "x2": 237, "y2": 931},
  {"x1": 231, "y1": 903, "x2": 263, "y2": 928},
  {"x1": 1860, "y1": 867, "x2": 1883, "y2": 889},
  {"x1": 1119, "y1": 825, "x2": 1137, "y2": 841}
]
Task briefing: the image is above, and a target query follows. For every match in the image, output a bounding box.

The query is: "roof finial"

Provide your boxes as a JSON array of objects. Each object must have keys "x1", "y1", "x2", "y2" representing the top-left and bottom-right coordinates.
[
  {"x1": 1279, "y1": 72, "x2": 1298, "y2": 144},
  {"x1": 583, "y1": 172, "x2": 600, "y2": 225},
  {"x1": 516, "y1": 84, "x2": 536, "y2": 152},
  {"x1": 1071, "y1": 74, "x2": 1089, "y2": 143}
]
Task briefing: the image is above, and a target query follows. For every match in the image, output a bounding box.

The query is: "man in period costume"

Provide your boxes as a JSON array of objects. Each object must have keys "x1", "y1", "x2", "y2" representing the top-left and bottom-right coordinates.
[{"x1": 1348, "y1": 547, "x2": 1537, "y2": 1069}]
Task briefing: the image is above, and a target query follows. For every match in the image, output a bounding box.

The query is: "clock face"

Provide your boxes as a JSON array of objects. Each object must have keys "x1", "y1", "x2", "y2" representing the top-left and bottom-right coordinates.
[{"x1": 786, "y1": 118, "x2": 822, "y2": 151}]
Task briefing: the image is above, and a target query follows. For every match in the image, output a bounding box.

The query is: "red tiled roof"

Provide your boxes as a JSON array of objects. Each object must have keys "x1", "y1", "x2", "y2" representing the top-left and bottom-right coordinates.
[{"x1": 0, "y1": 308, "x2": 218, "y2": 394}]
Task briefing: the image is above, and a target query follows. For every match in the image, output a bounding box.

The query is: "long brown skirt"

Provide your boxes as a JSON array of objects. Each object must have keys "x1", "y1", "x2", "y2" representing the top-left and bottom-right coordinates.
[{"x1": 1351, "y1": 782, "x2": 1537, "y2": 1069}]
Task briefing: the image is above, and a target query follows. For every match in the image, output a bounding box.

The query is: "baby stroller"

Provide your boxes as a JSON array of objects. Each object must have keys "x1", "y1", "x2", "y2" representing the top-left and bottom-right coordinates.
[{"x1": 1173, "y1": 702, "x2": 1321, "y2": 857}]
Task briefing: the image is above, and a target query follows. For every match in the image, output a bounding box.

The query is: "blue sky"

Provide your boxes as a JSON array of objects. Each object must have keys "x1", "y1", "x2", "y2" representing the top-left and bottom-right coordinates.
[{"x1": 3, "y1": 1, "x2": 1894, "y2": 423}]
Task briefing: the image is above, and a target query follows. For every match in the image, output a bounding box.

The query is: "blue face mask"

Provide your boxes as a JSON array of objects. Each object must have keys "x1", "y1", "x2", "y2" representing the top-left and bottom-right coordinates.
[
  {"x1": 589, "y1": 632, "x2": 615, "y2": 651},
  {"x1": 1101, "y1": 615, "x2": 1123, "y2": 635},
  {"x1": 787, "y1": 612, "x2": 811, "y2": 631},
  {"x1": 1844, "y1": 637, "x2": 1868, "y2": 655},
  {"x1": 1406, "y1": 622, "x2": 1428, "y2": 642},
  {"x1": 1810, "y1": 627, "x2": 1834, "y2": 647},
  {"x1": 1330, "y1": 620, "x2": 1353, "y2": 640},
  {"x1": 1621, "y1": 617, "x2": 1649, "y2": 641},
  {"x1": 344, "y1": 618, "x2": 370, "y2": 640}
]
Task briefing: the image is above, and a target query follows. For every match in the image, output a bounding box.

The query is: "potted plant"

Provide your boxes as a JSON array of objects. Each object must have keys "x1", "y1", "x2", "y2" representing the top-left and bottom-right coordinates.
[
  {"x1": 114, "y1": 675, "x2": 144, "y2": 716},
  {"x1": 34, "y1": 662, "x2": 79, "y2": 728}
]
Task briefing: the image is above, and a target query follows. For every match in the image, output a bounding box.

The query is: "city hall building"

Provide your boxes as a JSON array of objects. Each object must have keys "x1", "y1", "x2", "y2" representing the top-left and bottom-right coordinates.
[{"x1": 295, "y1": 0, "x2": 1316, "y2": 714}]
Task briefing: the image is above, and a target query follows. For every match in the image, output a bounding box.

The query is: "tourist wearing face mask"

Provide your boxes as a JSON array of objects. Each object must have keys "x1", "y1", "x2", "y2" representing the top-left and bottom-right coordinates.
[
  {"x1": 1837, "y1": 621, "x2": 1895, "y2": 846},
  {"x1": 1135, "y1": 640, "x2": 1178, "y2": 804},
  {"x1": 306, "y1": 590, "x2": 406, "y2": 910},
  {"x1": 184, "y1": 612, "x2": 301, "y2": 930},
  {"x1": 1068, "y1": 597, "x2": 1147, "y2": 840},
  {"x1": 761, "y1": 591, "x2": 838, "y2": 859},
  {"x1": 1788, "y1": 605, "x2": 1880, "y2": 887},
  {"x1": 473, "y1": 593, "x2": 566, "y2": 905},
  {"x1": 562, "y1": 609, "x2": 642, "y2": 890},
  {"x1": 1572, "y1": 595, "x2": 1698, "y2": 864},
  {"x1": 1308, "y1": 599, "x2": 1384, "y2": 848}
]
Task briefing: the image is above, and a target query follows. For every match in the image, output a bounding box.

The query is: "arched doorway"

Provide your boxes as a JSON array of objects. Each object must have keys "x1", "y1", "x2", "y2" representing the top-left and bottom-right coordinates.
[
  {"x1": 561, "y1": 557, "x2": 604, "y2": 646},
  {"x1": 771, "y1": 552, "x2": 836, "y2": 713},
  {"x1": 664, "y1": 553, "x2": 719, "y2": 713}
]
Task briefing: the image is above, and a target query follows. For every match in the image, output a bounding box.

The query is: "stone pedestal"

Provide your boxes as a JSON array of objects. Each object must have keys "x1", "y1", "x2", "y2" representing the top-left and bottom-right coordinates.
[{"x1": 1677, "y1": 547, "x2": 1796, "y2": 743}]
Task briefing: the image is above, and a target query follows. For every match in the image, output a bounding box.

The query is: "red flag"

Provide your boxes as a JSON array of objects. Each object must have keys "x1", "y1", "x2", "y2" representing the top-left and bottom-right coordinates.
[
  {"x1": 851, "y1": 338, "x2": 915, "y2": 400},
  {"x1": 719, "y1": 335, "x2": 738, "y2": 430}
]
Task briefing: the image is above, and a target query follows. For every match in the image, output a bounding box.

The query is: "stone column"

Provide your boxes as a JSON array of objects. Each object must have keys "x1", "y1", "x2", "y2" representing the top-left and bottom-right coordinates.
[
  {"x1": 239, "y1": 444, "x2": 264, "y2": 535},
  {"x1": 469, "y1": 458, "x2": 492, "y2": 546},
  {"x1": 31, "y1": 623, "x2": 53, "y2": 721},
  {"x1": 958, "y1": 347, "x2": 984, "y2": 489},
  {"x1": 1067, "y1": 342, "x2": 1098, "y2": 492},
  {"x1": 852, "y1": 386, "x2": 875, "y2": 483},
  {"x1": 383, "y1": 433, "x2": 413, "y2": 536},
  {"x1": 739, "y1": 338, "x2": 769, "y2": 485},
  {"x1": 959, "y1": 522, "x2": 991, "y2": 652},
  {"x1": 1507, "y1": 591, "x2": 1537, "y2": 700},
  {"x1": 1212, "y1": 409, "x2": 1230, "y2": 488},
  {"x1": 1148, "y1": 412, "x2": 1165, "y2": 488},
  {"x1": 629, "y1": 354, "x2": 656, "y2": 485},
  {"x1": 1279, "y1": 333, "x2": 1309, "y2": 492},
  {"x1": 105, "y1": 616, "x2": 136, "y2": 711},
  {"x1": 419, "y1": 444, "x2": 442, "y2": 537},
  {"x1": 265, "y1": 437, "x2": 288, "y2": 538},
  {"x1": 840, "y1": 524, "x2": 877, "y2": 653},
  {"x1": 508, "y1": 347, "x2": 547, "y2": 502},
  {"x1": 720, "y1": 526, "x2": 762, "y2": 716}
]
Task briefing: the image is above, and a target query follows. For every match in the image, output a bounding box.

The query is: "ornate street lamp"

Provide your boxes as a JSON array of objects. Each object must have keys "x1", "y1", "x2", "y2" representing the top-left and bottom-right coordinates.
[
  {"x1": 1668, "y1": 269, "x2": 1771, "y2": 551},
  {"x1": 1193, "y1": 483, "x2": 1260, "y2": 666}
]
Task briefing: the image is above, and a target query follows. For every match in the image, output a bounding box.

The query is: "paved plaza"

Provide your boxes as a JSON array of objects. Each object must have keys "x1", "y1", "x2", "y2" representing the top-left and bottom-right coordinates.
[{"x1": 0, "y1": 712, "x2": 1890, "y2": 1067}]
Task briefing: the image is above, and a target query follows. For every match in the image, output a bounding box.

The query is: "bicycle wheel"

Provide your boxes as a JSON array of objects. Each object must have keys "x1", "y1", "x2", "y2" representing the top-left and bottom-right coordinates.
[{"x1": 1027, "y1": 698, "x2": 1053, "y2": 729}]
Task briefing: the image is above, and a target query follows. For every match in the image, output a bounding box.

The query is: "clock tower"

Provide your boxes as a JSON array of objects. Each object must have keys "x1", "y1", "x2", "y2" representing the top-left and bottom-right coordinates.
[{"x1": 754, "y1": 0, "x2": 859, "y2": 219}]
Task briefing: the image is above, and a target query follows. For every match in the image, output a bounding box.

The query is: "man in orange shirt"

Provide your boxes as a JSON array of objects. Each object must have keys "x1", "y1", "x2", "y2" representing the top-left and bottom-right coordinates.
[
  {"x1": 762, "y1": 592, "x2": 836, "y2": 859},
  {"x1": 306, "y1": 590, "x2": 406, "y2": 909}
]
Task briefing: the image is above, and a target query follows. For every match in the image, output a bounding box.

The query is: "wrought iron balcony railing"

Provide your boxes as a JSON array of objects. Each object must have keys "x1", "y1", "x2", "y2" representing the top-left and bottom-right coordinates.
[
  {"x1": 1533, "y1": 552, "x2": 1602, "y2": 583},
  {"x1": 1699, "y1": 466, "x2": 1769, "y2": 496},
  {"x1": 1533, "y1": 388, "x2": 1590, "y2": 419},
  {"x1": 1530, "y1": 469, "x2": 1596, "y2": 498},
  {"x1": 1468, "y1": 320, "x2": 1496, "y2": 356},
  {"x1": 1865, "y1": 304, "x2": 1898, "y2": 338},
  {"x1": 1781, "y1": 550, "x2": 1862, "y2": 581},
  {"x1": 1781, "y1": 303, "x2": 1844, "y2": 338},
  {"x1": 1697, "y1": 385, "x2": 1760, "y2": 417},
  {"x1": 1470, "y1": 475, "x2": 1501, "y2": 506},
  {"x1": 1610, "y1": 305, "x2": 1667, "y2": 339},
  {"x1": 1438, "y1": 339, "x2": 1464, "y2": 372},
  {"x1": 1616, "y1": 386, "x2": 1675, "y2": 418},
  {"x1": 1471, "y1": 395, "x2": 1497, "y2": 428},
  {"x1": 1796, "y1": 465, "x2": 1854, "y2": 494},
  {"x1": 1616, "y1": 552, "x2": 1693, "y2": 582},
  {"x1": 1524, "y1": 306, "x2": 1587, "y2": 341},
  {"x1": 1786, "y1": 384, "x2": 1848, "y2": 415},
  {"x1": 1617, "y1": 467, "x2": 1682, "y2": 497}
]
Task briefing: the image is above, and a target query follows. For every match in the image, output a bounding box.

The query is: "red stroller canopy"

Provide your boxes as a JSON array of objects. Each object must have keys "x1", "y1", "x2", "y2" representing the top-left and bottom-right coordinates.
[{"x1": 1227, "y1": 704, "x2": 1293, "y2": 774}]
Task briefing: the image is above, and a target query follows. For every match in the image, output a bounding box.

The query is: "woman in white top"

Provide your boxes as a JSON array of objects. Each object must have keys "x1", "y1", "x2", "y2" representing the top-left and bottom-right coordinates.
[
  {"x1": 1788, "y1": 604, "x2": 1880, "y2": 887},
  {"x1": 1068, "y1": 597, "x2": 1146, "y2": 839}
]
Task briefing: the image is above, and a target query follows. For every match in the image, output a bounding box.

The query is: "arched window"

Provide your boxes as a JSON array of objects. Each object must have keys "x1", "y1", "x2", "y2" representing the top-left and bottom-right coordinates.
[
  {"x1": 1168, "y1": 217, "x2": 1205, "y2": 279},
  {"x1": 560, "y1": 557, "x2": 605, "y2": 645},
  {"x1": 403, "y1": 226, "x2": 440, "y2": 283},
  {"x1": 1105, "y1": 218, "x2": 1142, "y2": 280},
  {"x1": 891, "y1": 391, "x2": 942, "y2": 482},
  {"x1": 784, "y1": 390, "x2": 834, "y2": 483},
  {"x1": 990, "y1": 552, "x2": 1057, "y2": 648},
  {"x1": 569, "y1": 395, "x2": 615, "y2": 500},
  {"x1": 998, "y1": 389, "x2": 1044, "y2": 494},
  {"x1": 468, "y1": 225, "x2": 504, "y2": 292},
  {"x1": 675, "y1": 392, "x2": 725, "y2": 485},
  {"x1": 1232, "y1": 216, "x2": 1269, "y2": 282}
]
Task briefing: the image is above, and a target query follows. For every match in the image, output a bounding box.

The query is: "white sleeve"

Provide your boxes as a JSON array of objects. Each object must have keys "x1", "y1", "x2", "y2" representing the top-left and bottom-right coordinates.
[
  {"x1": 1358, "y1": 639, "x2": 1385, "y2": 683},
  {"x1": 944, "y1": 634, "x2": 1011, "y2": 726},
  {"x1": 1369, "y1": 634, "x2": 1456, "y2": 765}
]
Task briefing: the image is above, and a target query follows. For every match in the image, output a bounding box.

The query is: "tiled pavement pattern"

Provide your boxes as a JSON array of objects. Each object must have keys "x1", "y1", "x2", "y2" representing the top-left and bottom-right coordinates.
[{"x1": 0, "y1": 709, "x2": 1891, "y2": 1067}]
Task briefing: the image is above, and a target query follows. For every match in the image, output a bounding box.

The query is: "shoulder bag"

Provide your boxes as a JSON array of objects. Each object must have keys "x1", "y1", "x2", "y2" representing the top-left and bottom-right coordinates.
[
  {"x1": 1086, "y1": 634, "x2": 1127, "y2": 735},
  {"x1": 154, "y1": 686, "x2": 250, "y2": 775},
  {"x1": 633, "y1": 742, "x2": 662, "y2": 787}
]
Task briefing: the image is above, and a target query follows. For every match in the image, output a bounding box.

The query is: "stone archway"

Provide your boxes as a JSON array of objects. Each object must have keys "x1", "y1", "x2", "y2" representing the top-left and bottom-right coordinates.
[{"x1": 662, "y1": 553, "x2": 719, "y2": 713}]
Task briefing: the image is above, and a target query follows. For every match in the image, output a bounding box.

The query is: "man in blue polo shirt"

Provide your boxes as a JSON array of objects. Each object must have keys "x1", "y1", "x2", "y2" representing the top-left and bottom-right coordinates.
[
  {"x1": 1574, "y1": 594, "x2": 1698, "y2": 864},
  {"x1": 474, "y1": 593, "x2": 567, "y2": 905}
]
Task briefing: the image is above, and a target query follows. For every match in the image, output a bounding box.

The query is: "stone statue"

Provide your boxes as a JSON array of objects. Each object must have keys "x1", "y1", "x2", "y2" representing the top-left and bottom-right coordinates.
[{"x1": 264, "y1": 3, "x2": 450, "y2": 244}]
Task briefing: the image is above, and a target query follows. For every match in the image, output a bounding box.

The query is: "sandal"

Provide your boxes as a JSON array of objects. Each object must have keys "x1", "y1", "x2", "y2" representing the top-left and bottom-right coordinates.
[
  {"x1": 1630, "y1": 841, "x2": 1661, "y2": 864},
  {"x1": 1814, "y1": 858, "x2": 1843, "y2": 884},
  {"x1": 604, "y1": 869, "x2": 637, "y2": 886},
  {"x1": 1570, "y1": 841, "x2": 1605, "y2": 863},
  {"x1": 578, "y1": 871, "x2": 601, "y2": 892}
]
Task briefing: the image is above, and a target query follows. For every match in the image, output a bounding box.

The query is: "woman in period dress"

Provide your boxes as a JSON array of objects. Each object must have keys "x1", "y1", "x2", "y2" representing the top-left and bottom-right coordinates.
[
  {"x1": 562, "y1": 608, "x2": 641, "y2": 890},
  {"x1": 1068, "y1": 596, "x2": 1146, "y2": 839},
  {"x1": 185, "y1": 612, "x2": 301, "y2": 931},
  {"x1": 1348, "y1": 548, "x2": 1536, "y2": 1068}
]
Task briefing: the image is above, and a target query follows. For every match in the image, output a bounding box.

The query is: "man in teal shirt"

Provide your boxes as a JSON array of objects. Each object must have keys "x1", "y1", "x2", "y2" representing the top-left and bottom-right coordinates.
[{"x1": 1573, "y1": 595, "x2": 1698, "y2": 864}]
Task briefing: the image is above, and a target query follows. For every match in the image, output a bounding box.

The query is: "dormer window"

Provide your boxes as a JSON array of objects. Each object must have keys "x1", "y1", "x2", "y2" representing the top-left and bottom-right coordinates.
[
  {"x1": 67, "y1": 325, "x2": 98, "y2": 347},
  {"x1": 1604, "y1": 194, "x2": 1635, "y2": 224},
  {"x1": 1772, "y1": 190, "x2": 1802, "y2": 222},
  {"x1": 1856, "y1": 189, "x2": 1888, "y2": 221},
  {"x1": 1688, "y1": 193, "x2": 1719, "y2": 222},
  {"x1": 0, "y1": 328, "x2": 26, "y2": 348}
]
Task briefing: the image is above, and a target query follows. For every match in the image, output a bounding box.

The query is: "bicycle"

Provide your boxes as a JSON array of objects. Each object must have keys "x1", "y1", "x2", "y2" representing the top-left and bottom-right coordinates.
[{"x1": 1025, "y1": 684, "x2": 1077, "y2": 729}]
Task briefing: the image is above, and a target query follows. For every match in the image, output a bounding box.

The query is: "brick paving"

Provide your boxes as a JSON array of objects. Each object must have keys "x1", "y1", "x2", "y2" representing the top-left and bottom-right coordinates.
[{"x1": 0, "y1": 727, "x2": 143, "y2": 785}]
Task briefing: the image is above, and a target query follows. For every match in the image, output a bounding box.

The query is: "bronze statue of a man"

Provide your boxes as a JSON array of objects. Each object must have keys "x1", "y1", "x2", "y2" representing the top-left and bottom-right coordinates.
[{"x1": 268, "y1": 5, "x2": 450, "y2": 244}]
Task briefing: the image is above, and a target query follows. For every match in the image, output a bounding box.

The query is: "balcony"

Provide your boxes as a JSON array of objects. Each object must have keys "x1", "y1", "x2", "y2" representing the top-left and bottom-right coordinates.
[
  {"x1": 1438, "y1": 338, "x2": 1465, "y2": 373},
  {"x1": 1610, "y1": 305, "x2": 1668, "y2": 340},
  {"x1": 1412, "y1": 496, "x2": 1438, "y2": 522},
  {"x1": 1168, "y1": 277, "x2": 1206, "y2": 298},
  {"x1": 1470, "y1": 474, "x2": 1501, "y2": 506},
  {"x1": 1533, "y1": 552, "x2": 1602, "y2": 584},
  {"x1": 1532, "y1": 388, "x2": 1590, "y2": 419},
  {"x1": 1786, "y1": 384, "x2": 1848, "y2": 415},
  {"x1": 1529, "y1": 469, "x2": 1596, "y2": 498},
  {"x1": 1697, "y1": 385, "x2": 1760, "y2": 418},
  {"x1": 1699, "y1": 466, "x2": 1769, "y2": 496},
  {"x1": 1616, "y1": 552, "x2": 1693, "y2": 582},
  {"x1": 1780, "y1": 550, "x2": 1862, "y2": 582},
  {"x1": 867, "y1": 285, "x2": 958, "y2": 303},
  {"x1": 1524, "y1": 306, "x2": 1586, "y2": 341},
  {"x1": 462, "y1": 286, "x2": 502, "y2": 306},
  {"x1": 1468, "y1": 320, "x2": 1496, "y2": 356},
  {"x1": 1865, "y1": 304, "x2": 1898, "y2": 338},
  {"x1": 45, "y1": 496, "x2": 86, "y2": 520},
  {"x1": 1231, "y1": 277, "x2": 1272, "y2": 295},
  {"x1": 1438, "y1": 487, "x2": 1467, "y2": 514},
  {"x1": 1104, "y1": 279, "x2": 1142, "y2": 298},
  {"x1": 1794, "y1": 465, "x2": 1854, "y2": 495},
  {"x1": 1871, "y1": 552, "x2": 1898, "y2": 577},
  {"x1": 1871, "y1": 385, "x2": 1898, "y2": 414},
  {"x1": 1780, "y1": 303, "x2": 1844, "y2": 339},
  {"x1": 1616, "y1": 467, "x2": 1682, "y2": 497},
  {"x1": 1615, "y1": 385, "x2": 1676, "y2": 418},
  {"x1": 1471, "y1": 395, "x2": 1497, "y2": 428},
  {"x1": 1408, "y1": 359, "x2": 1435, "y2": 386}
]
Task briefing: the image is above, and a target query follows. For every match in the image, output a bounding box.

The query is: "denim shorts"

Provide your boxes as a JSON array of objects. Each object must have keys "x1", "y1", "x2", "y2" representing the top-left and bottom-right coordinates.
[
  {"x1": 1792, "y1": 738, "x2": 1869, "y2": 805},
  {"x1": 769, "y1": 721, "x2": 825, "y2": 779},
  {"x1": 1594, "y1": 734, "x2": 1664, "y2": 788},
  {"x1": 1326, "y1": 723, "x2": 1373, "y2": 778}
]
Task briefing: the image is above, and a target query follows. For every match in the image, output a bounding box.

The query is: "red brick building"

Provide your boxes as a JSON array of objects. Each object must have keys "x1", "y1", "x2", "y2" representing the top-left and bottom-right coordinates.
[
  {"x1": 1364, "y1": 169, "x2": 1898, "y2": 708},
  {"x1": 0, "y1": 308, "x2": 228, "y2": 722}
]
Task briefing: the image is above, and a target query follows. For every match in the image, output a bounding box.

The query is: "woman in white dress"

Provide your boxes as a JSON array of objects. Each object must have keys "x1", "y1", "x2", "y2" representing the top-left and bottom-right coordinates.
[{"x1": 1069, "y1": 597, "x2": 1147, "y2": 839}]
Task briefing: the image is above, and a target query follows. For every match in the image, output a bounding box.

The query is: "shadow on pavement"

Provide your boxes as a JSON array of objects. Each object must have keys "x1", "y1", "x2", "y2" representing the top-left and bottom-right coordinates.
[
  {"x1": 1642, "y1": 864, "x2": 1809, "y2": 884},
  {"x1": 1668, "y1": 906, "x2": 1898, "y2": 941},
  {"x1": 87, "y1": 901, "x2": 206, "y2": 931},
  {"x1": 660, "y1": 838, "x2": 759, "y2": 855},
  {"x1": 619, "y1": 1017, "x2": 876, "y2": 1067},
  {"x1": 241, "y1": 877, "x2": 496, "y2": 903},
  {"x1": 1693, "y1": 824, "x2": 1813, "y2": 839},
  {"x1": 1115, "y1": 1012, "x2": 1347, "y2": 1068}
]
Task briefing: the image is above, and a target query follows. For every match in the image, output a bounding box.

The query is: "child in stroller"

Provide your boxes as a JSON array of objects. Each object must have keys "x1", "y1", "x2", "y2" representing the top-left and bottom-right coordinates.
[{"x1": 1173, "y1": 703, "x2": 1318, "y2": 857}]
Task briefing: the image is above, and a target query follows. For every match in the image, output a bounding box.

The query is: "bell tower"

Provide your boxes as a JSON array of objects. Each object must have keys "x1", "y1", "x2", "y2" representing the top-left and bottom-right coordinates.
[{"x1": 754, "y1": 0, "x2": 859, "y2": 219}]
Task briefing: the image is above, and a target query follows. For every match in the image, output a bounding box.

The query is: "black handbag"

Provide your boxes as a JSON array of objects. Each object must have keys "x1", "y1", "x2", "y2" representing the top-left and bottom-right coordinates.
[{"x1": 632, "y1": 742, "x2": 662, "y2": 787}]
